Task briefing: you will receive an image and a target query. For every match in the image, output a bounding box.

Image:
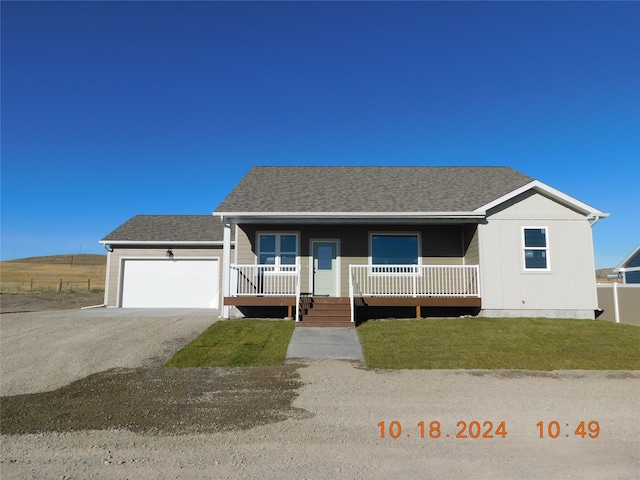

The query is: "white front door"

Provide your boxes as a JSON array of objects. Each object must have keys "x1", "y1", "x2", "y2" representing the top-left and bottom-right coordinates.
[{"x1": 312, "y1": 240, "x2": 339, "y2": 296}]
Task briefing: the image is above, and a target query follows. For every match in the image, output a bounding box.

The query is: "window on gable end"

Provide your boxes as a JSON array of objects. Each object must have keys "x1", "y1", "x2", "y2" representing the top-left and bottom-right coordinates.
[{"x1": 523, "y1": 227, "x2": 549, "y2": 270}]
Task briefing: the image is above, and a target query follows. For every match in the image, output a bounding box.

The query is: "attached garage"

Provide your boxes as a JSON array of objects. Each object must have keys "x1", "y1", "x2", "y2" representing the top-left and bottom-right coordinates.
[
  {"x1": 120, "y1": 258, "x2": 219, "y2": 308},
  {"x1": 100, "y1": 215, "x2": 234, "y2": 311}
]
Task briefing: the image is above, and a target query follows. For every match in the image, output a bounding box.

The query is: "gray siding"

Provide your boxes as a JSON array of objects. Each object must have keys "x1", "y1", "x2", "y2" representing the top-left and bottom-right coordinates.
[
  {"x1": 235, "y1": 223, "x2": 473, "y2": 297},
  {"x1": 463, "y1": 224, "x2": 479, "y2": 265}
]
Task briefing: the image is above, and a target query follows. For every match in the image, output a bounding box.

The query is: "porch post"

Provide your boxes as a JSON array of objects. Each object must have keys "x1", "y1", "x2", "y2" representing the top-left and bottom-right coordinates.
[
  {"x1": 349, "y1": 265, "x2": 355, "y2": 322},
  {"x1": 221, "y1": 218, "x2": 232, "y2": 318}
]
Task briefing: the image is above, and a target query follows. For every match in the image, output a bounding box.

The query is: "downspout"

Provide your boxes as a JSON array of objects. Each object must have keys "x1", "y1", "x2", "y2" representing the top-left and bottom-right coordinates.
[
  {"x1": 587, "y1": 213, "x2": 606, "y2": 317},
  {"x1": 221, "y1": 216, "x2": 232, "y2": 318},
  {"x1": 92, "y1": 242, "x2": 113, "y2": 308}
]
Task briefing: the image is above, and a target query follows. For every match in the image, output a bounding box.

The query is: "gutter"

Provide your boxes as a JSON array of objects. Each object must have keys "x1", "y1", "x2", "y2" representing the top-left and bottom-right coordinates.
[
  {"x1": 588, "y1": 213, "x2": 609, "y2": 228},
  {"x1": 217, "y1": 211, "x2": 485, "y2": 222},
  {"x1": 99, "y1": 240, "x2": 234, "y2": 247}
]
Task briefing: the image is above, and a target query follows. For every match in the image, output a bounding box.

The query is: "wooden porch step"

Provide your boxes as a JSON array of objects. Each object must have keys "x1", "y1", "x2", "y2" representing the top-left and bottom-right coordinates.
[
  {"x1": 303, "y1": 308, "x2": 350, "y2": 316},
  {"x1": 301, "y1": 297, "x2": 350, "y2": 303},
  {"x1": 298, "y1": 296, "x2": 352, "y2": 326},
  {"x1": 301, "y1": 314, "x2": 350, "y2": 322}
]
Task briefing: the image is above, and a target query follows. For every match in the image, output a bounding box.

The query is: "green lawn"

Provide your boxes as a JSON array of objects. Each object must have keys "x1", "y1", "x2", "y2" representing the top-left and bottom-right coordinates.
[
  {"x1": 165, "y1": 319, "x2": 295, "y2": 367},
  {"x1": 357, "y1": 318, "x2": 640, "y2": 370}
]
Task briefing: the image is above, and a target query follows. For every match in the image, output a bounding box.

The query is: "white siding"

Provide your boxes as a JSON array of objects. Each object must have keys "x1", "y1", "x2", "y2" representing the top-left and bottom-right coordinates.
[{"x1": 479, "y1": 191, "x2": 597, "y2": 318}]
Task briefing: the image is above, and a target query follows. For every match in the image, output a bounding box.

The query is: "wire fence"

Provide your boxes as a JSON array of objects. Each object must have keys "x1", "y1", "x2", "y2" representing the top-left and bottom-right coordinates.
[{"x1": 0, "y1": 278, "x2": 105, "y2": 294}]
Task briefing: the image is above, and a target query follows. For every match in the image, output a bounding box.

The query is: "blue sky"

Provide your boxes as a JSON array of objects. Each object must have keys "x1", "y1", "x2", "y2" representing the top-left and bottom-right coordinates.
[{"x1": 1, "y1": 1, "x2": 638, "y2": 269}]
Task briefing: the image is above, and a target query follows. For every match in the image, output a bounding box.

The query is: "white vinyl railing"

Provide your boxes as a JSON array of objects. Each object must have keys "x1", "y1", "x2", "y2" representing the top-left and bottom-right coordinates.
[
  {"x1": 228, "y1": 264, "x2": 479, "y2": 323},
  {"x1": 348, "y1": 264, "x2": 481, "y2": 322},
  {"x1": 229, "y1": 264, "x2": 301, "y2": 320},
  {"x1": 349, "y1": 265, "x2": 481, "y2": 298},
  {"x1": 230, "y1": 264, "x2": 300, "y2": 296}
]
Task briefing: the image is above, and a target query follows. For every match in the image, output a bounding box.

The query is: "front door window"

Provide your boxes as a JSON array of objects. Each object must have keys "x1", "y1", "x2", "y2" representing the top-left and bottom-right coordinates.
[{"x1": 312, "y1": 241, "x2": 338, "y2": 296}]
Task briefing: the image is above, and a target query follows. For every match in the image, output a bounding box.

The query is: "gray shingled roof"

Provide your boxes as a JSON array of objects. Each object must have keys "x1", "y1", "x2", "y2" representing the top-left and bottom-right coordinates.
[
  {"x1": 214, "y1": 166, "x2": 534, "y2": 213},
  {"x1": 101, "y1": 215, "x2": 227, "y2": 243}
]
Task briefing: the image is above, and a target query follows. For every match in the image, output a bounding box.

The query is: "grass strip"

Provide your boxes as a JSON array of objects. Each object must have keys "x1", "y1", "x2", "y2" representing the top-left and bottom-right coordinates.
[
  {"x1": 357, "y1": 318, "x2": 640, "y2": 370},
  {"x1": 165, "y1": 319, "x2": 295, "y2": 367}
]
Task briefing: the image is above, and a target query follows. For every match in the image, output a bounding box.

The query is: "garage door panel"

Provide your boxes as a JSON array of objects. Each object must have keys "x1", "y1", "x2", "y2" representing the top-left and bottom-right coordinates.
[{"x1": 121, "y1": 259, "x2": 219, "y2": 308}]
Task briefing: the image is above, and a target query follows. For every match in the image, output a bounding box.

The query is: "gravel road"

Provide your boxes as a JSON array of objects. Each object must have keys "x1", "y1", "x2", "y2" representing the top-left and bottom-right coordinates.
[{"x1": 1, "y1": 309, "x2": 639, "y2": 479}]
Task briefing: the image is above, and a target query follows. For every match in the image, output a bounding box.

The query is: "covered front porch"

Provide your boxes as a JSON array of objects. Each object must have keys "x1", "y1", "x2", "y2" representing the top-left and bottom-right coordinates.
[{"x1": 223, "y1": 264, "x2": 482, "y2": 324}]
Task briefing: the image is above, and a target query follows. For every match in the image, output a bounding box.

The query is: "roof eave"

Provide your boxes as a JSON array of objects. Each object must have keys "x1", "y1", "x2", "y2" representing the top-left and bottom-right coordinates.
[
  {"x1": 474, "y1": 180, "x2": 609, "y2": 221},
  {"x1": 99, "y1": 240, "x2": 233, "y2": 246},
  {"x1": 614, "y1": 244, "x2": 640, "y2": 271},
  {"x1": 215, "y1": 211, "x2": 485, "y2": 224}
]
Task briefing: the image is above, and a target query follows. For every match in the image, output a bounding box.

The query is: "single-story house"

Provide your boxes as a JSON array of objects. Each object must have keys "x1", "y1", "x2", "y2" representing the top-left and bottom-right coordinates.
[
  {"x1": 101, "y1": 166, "x2": 608, "y2": 324},
  {"x1": 614, "y1": 244, "x2": 640, "y2": 284}
]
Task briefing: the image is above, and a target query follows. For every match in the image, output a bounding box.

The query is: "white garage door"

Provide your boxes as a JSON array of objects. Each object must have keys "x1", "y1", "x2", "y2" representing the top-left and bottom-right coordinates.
[{"x1": 121, "y1": 259, "x2": 219, "y2": 308}]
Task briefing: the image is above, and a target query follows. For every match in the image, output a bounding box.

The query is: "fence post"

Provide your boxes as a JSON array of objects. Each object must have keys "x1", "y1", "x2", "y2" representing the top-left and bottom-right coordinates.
[
  {"x1": 30, "y1": 279, "x2": 34, "y2": 292},
  {"x1": 57, "y1": 279, "x2": 63, "y2": 292},
  {"x1": 613, "y1": 282, "x2": 620, "y2": 324},
  {"x1": 88, "y1": 277, "x2": 91, "y2": 291}
]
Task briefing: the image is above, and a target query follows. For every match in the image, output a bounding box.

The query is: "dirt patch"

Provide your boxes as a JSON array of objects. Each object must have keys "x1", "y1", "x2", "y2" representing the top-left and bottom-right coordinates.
[
  {"x1": 0, "y1": 293, "x2": 104, "y2": 313},
  {"x1": 1, "y1": 364, "x2": 310, "y2": 435}
]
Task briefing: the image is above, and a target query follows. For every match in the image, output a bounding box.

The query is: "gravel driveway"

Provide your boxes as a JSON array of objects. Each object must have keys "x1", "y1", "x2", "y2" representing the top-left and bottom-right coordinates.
[
  {"x1": 1, "y1": 309, "x2": 639, "y2": 479},
  {"x1": 0, "y1": 308, "x2": 217, "y2": 396}
]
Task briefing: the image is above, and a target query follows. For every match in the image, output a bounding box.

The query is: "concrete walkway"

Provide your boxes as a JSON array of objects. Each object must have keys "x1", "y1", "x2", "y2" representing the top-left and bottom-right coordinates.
[{"x1": 286, "y1": 327, "x2": 364, "y2": 360}]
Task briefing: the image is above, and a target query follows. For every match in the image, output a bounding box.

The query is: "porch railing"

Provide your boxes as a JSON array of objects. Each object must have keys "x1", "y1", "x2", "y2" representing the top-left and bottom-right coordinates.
[
  {"x1": 349, "y1": 265, "x2": 481, "y2": 321},
  {"x1": 229, "y1": 264, "x2": 301, "y2": 320}
]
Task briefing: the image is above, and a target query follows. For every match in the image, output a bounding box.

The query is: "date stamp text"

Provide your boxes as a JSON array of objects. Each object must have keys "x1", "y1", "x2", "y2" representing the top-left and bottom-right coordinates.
[{"x1": 377, "y1": 420, "x2": 600, "y2": 439}]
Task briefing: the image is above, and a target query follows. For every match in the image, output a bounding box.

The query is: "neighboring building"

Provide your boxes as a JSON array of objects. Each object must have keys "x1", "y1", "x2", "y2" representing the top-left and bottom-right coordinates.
[
  {"x1": 101, "y1": 166, "x2": 608, "y2": 323},
  {"x1": 614, "y1": 245, "x2": 640, "y2": 284}
]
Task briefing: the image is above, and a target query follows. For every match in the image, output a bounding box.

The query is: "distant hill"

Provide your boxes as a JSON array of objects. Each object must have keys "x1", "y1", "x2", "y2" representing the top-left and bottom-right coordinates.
[
  {"x1": 1, "y1": 255, "x2": 107, "y2": 292},
  {"x1": 596, "y1": 267, "x2": 619, "y2": 282},
  {"x1": 3, "y1": 254, "x2": 107, "y2": 266}
]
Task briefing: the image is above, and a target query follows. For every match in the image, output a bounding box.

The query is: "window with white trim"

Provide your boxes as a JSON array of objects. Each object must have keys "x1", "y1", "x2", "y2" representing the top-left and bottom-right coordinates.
[
  {"x1": 523, "y1": 227, "x2": 549, "y2": 270},
  {"x1": 258, "y1": 233, "x2": 298, "y2": 269},
  {"x1": 370, "y1": 233, "x2": 420, "y2": 273}
]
